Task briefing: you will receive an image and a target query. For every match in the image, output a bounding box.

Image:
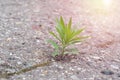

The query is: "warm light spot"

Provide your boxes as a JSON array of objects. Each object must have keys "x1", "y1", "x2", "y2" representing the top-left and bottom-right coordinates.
[
  {"x1": 85, "y1": 0, "x2": 114, "y2": 14},
  {"x1": 103, "y1": 0, "x2": 112, "y2": 6}
]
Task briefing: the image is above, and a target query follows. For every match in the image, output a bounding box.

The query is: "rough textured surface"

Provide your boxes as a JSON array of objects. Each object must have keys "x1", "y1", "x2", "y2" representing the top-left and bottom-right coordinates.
[{"x1": 0, "y1": 0, "x2": 120, "y2": 80}]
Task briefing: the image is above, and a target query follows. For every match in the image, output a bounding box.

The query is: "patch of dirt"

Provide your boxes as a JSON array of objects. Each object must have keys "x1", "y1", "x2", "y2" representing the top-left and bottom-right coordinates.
[{"x1": 53, "y1": 54, "x2": 77, "y2": 62}]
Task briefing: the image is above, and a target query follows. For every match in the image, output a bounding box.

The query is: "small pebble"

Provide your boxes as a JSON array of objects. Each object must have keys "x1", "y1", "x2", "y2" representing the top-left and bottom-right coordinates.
[
  {"x1": 22, "y1": 42, "x2": 25, "y2": 45},
  {"x1": 70, "y1": 75, "x2": 79, "y2": 80},
  {"x1": 8, "y1": 57, "x2": 16, "y2": 60},
  {"x1": 101, "y1": 70, "x2": 114, "y2": 75},
  {"x1": 22, "y1": 62, "x2": 28, "y2": 66},
  {"x1": 17, "y1": 61, "x2": 22, "y2": 65},
  {"x1": 117, "y1": 73, "x2": 120, "y2": 77},
  {"x1": 110, "y1": 65, "x2": 119, "y2": 70}
]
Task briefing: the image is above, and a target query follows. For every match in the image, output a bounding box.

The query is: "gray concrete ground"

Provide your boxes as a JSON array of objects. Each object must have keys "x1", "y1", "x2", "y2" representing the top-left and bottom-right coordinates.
[{"x1": 0, "y1": 0, "x2": 120, "y2": 80}]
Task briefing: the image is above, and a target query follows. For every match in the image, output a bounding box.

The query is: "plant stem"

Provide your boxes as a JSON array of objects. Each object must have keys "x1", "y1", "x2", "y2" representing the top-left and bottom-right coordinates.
[{"x1": 61, "y1": 45, "x2": 66, "y2": 57}]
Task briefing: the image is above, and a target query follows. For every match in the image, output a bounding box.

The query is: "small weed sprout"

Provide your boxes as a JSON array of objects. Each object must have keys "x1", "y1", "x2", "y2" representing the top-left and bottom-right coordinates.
[{"x1": 48, "y1": 16, "x2": 88, "y2": 59}]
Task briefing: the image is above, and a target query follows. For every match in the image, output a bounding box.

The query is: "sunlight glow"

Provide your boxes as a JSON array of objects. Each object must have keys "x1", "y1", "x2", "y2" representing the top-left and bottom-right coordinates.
[
  {"x1": 86, "y1": 0, "x2": 114, "y2": 14},
  {"x1": 103, "y1": 0, "x2": 112, "y2": 6},
  {"x1": 88, "y1": 0, "x2": 113, "y2": 10}
]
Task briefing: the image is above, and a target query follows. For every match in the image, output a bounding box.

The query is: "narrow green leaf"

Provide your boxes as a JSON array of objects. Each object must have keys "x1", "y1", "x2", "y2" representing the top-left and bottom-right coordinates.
[
  {"x1": 49, "y1": 31, "x2": 61, "y2": 41},
  {"x1": 79, "y1": 36, "x2": 90, "y2": 39},
  {"x1": 70, "y1": 37, "x2": 81, "y2": 42},
  {"x1": 48, "y1": 39, "x2": 59, "y2": 57},
  {"x1": 47, "y1": 40, "x2": 59, "y2": 50},
  {"x1": 60, "y1": 16, "x2": 65, "y2": 29},
  {"x1": 68, "y1": 17, "x2": 72, "y2": 29},
  {"x1": 65, "y1": 48, "x2": 78, "y2": 54},
  {"x1": 69, "y1": 40, "x2": 81, "y2": 45},
  {"x1": 72, "y1": 28, "x2": 85, "y2": 38}
]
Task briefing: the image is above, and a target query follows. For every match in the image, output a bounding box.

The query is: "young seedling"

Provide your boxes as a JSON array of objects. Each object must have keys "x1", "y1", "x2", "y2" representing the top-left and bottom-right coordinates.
[{"x1": 48, "y1": 16, "x2": 88, "y2": 60}]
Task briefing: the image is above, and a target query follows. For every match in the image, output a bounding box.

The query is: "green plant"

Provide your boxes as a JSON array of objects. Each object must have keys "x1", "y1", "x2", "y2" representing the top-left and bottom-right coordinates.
[{"x1": 48, "y1": 16, "x2": 88, "y2": 57}]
